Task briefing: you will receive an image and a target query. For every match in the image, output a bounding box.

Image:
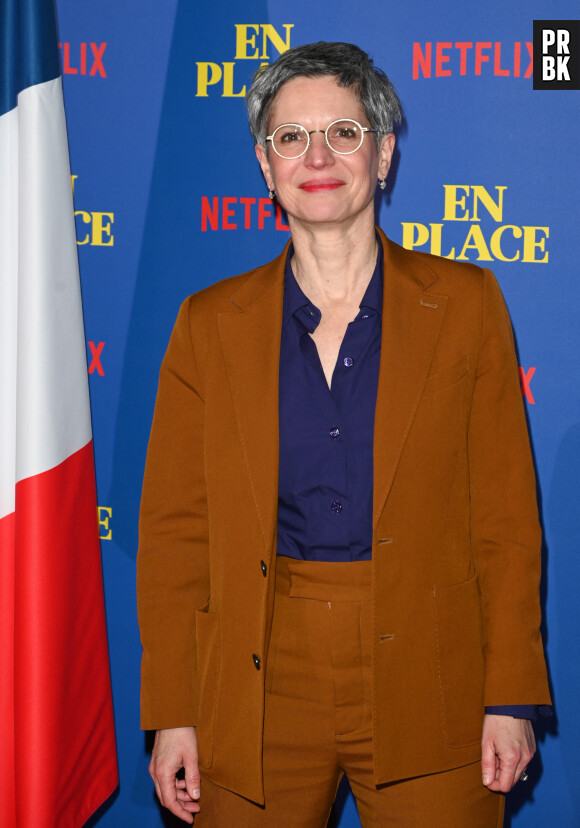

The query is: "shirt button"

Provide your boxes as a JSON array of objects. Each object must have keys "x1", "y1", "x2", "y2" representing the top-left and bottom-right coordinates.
[
  {"x1": 329, "y1": 427, "x2": 340, "y2": 439},
  {"x1": 330, "y1": 500, "x2": 343, "y2": 514},
  {"x1": 343, "y1": 356, "x2": 354, "y2": 367},
  {"x1": 252, "y1": 654, "x2": 261, "y2": 670},
  {"x1": 260, "y1": 560, "x2": 267, "y2": 577},
  {"x1": 361, "y1": 314, "x2": 369, "y2": 320}
]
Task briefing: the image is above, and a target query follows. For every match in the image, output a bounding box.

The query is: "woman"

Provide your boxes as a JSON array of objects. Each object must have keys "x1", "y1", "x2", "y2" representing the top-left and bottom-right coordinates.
[{"x1": 138, "y1": 42, "x2": 551, "y2": 826}]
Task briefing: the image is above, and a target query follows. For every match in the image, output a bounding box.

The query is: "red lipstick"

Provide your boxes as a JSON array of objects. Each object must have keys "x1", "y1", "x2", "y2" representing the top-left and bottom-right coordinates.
[{"x1": 298, "y1": 179, "x2": 345, "y2": 192}]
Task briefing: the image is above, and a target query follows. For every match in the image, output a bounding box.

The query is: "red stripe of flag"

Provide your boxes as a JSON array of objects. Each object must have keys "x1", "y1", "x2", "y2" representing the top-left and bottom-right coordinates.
[
  {"x1": 1, "y1": 444, "x2": 118, "y2": 827},
  {"x1": 14, "y1": 443, "x2": 117, "y2": 826}
]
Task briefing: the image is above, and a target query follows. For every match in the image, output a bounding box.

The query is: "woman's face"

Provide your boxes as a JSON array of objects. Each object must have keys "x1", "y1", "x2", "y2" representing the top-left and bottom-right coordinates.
[{"x1": 255, "y1": 75, "x2": 395, "y2": 231}]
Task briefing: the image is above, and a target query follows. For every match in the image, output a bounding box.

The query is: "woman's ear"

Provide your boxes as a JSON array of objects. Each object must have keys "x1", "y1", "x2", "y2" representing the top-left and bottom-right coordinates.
[
  {"x1": 378, "y1": 133, "x2": 396, "y2": 181},
  {"x1": 255, "y1": 143, "x2": 274, "y2": 191}
]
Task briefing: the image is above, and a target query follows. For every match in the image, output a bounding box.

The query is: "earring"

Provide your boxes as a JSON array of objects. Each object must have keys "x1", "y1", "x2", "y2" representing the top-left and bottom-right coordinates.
[
  {"x1": 268, "y1": 188, "x2": 276, "y2": 199},
  {"x1": 378, "y1": 178, "x2": 387, "y2": 191}
]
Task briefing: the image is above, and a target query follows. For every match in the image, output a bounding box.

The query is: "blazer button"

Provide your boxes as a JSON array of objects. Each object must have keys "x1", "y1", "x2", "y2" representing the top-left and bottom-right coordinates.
[
  {"x1": 252, "y1": 654, "x2": 261, "y2": 670},
  {"x1": 260, "y1": 560, "x2": 267, "y2": 577}
]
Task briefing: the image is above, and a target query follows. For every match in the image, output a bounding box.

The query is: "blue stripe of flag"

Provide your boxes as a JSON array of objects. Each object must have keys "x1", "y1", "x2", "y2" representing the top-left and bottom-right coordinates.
[{"x1": 0, "y1": 0, "x2": 61, "y2": 118}]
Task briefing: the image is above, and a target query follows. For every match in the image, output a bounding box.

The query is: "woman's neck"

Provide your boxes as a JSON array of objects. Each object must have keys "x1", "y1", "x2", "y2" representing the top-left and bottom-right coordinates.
[{"x1": 288, "y1": 218, "x2": 379, "y2": 308}]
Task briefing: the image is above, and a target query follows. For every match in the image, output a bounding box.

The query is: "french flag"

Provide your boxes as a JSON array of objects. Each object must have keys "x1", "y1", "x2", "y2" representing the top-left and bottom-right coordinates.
[{"x1": 0, "y1": 1, "x2": 118, "y2": 825}]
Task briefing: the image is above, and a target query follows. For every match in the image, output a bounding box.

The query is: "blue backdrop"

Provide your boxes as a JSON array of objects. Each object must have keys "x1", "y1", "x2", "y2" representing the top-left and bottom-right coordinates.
[{"x1": 54, "y1": 1, "x2": 579, "y2": 825}]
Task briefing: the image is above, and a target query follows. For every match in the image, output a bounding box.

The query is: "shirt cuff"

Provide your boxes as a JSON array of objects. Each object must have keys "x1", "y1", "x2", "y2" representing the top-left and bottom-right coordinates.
[{"x1": 485, "y1": 705, "x2": 554, "y2": 720}]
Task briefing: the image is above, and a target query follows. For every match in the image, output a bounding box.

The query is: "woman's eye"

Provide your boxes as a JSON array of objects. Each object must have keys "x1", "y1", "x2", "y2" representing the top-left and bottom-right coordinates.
[
  {"x1": 335, "y1": 127, "x2": 356, "y2": 139},
  {"x1": 280, "y1": 131, "x2": 303, "y2": 143}
]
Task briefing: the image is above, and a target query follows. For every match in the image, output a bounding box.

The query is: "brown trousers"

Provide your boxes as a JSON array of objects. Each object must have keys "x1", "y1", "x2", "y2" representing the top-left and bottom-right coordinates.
[{"x1": 196, "y1": 557, "x2": 504, "y2": 827}]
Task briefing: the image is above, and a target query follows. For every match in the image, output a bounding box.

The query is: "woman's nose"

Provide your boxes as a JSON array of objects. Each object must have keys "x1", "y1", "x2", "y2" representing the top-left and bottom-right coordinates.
[{"x1": 304, "y1": 131, "x2": 335, "y2": 167}]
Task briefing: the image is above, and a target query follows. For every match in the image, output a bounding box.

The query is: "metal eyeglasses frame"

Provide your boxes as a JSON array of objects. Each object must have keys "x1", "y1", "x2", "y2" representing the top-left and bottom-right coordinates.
[{"x1": 266, "y1": 118, "x2": 377, "y2": 159}]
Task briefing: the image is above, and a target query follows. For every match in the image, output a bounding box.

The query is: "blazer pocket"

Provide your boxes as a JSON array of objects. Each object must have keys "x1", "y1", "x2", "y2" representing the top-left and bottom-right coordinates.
[
  {"x1": 434, "y1": 574, "x2": 484, "y2": 747},
  {"x1": 424, "y1": 356, "x2": 469, "y2": 395},
  {"x1": 195, "y1": 610, "x2": 220, "y2": 769}
]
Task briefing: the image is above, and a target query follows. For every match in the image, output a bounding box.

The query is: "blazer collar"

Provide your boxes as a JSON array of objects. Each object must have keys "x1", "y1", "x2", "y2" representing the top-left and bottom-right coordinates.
[{"x1": 227, "y1": 242, "x2": 290, "y2": 312}]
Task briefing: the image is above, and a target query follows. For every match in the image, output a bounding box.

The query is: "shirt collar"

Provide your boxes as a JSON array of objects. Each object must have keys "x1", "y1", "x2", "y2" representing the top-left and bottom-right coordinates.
[
  {"x1": 282, "y1": 244, "x2": 317, "y2": 329},
  {"x1": 282, "y1": 237, "x2": 383, "y2": 331},
  {"x1": 359, "y1": 239, "x2": 383, "y2": 316}
]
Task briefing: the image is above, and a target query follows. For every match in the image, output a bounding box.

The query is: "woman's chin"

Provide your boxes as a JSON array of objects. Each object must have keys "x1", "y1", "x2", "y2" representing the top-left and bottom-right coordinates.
[{"x1": 286, "y1": 206, "x2": 364, "y2": 228}]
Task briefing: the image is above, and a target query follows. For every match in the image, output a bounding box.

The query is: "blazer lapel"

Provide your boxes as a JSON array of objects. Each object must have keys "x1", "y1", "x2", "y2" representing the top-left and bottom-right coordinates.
[
  {"x1": 217, "y1": 246, "x2": 289, "y2": 554},
  {"x1": 373, "y1": 232, "x2": 448, "y2": 524}
]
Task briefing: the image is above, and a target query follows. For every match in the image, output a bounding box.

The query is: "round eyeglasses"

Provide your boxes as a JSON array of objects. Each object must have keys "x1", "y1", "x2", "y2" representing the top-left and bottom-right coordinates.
[{"x1": 266, "y1": 119, "x2": 377, "y2": 159}]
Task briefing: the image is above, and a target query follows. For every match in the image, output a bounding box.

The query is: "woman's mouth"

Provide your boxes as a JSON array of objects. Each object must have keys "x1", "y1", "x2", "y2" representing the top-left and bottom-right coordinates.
[{"x1": 298, "y1": 179, "x2": 345, "y2": 192}]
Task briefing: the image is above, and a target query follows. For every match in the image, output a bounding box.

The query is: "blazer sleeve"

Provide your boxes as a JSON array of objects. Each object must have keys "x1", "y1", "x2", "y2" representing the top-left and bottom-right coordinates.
[
  {"x1": 137, "y1": 298, "x2": 210, "y2": 730},
  {"x1": 468, "y1": 269, "x2": 551, "y2": 706}
]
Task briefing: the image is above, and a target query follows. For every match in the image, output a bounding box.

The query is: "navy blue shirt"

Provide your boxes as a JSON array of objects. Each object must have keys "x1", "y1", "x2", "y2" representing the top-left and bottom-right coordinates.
[{"x1": 277, "y1": 244, "x2": 382, "y2": 563}]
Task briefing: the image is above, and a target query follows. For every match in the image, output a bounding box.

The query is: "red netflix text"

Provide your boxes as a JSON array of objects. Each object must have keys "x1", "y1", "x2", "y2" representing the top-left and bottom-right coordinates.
[
  {"x1": 88, "y1": 341, "x2": 105, "y2": 376},
  {"x1": 201, "y1": 197, "x2": 290, "y2": 232},
  {"x1": 58, "y1": 43, "x2": 107, "y2": 77},
  {"x1": 412, "y1": 42, "x2": 533, "y2": 79},
  {"x1": 519, "y1": 366, "x2": 536, "y2": 404}
]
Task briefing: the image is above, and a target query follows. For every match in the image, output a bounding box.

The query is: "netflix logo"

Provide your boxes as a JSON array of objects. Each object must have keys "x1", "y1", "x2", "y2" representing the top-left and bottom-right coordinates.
[
  {"x1": 519, "y1": 367, "x2": 536, "y2": 405},
  {"x1": 88, "y1": 341, "x2": 105, "y2": 376},
  {"x1": 412, "y1": 41, "x2": 533, "y2": 79},
  {"x1": 201, "y1": 196, "x2": 290, "y2": 232},
  {"x1": 58, "y1": 42, "x2": 107, "y2": 77}
]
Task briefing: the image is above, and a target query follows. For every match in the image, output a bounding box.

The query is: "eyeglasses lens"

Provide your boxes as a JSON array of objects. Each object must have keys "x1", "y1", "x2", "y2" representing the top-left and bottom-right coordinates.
[
  {"x1": 326, "y1": 120, "x2": 363, "y2": 154},
  {"x1": 272, "y1": 125, "x2": 309, "y2": 159}
]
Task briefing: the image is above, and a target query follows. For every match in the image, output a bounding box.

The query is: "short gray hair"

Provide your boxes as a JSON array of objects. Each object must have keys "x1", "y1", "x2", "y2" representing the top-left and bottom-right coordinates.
[{"x1": 246, "y1": 41, "x2": 403, "y2": 148}]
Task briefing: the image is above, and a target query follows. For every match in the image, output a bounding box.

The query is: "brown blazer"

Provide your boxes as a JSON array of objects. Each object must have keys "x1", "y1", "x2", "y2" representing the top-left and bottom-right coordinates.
[{"x1": 137, "y1": 228, "x2": 551, "y2": 805}]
